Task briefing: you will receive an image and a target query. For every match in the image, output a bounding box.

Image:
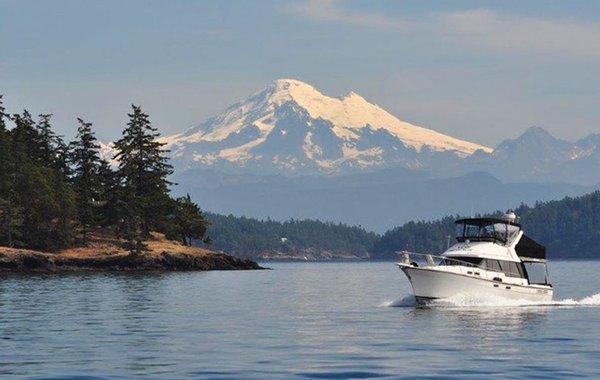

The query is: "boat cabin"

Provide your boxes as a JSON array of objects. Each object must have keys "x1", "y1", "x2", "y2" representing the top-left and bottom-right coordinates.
[{"x1": 449, "y1": 216, "x2": 550, "y2": 285}]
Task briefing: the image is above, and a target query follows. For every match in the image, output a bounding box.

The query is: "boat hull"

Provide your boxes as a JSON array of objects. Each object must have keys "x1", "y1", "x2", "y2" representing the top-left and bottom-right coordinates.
[{"x1": 401, "y1": 266, "x2": 553, "y2": 303}]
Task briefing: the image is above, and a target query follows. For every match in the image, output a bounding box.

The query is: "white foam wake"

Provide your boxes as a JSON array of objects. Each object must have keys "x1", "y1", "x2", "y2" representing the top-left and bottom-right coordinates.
[
  {"x1": 383, "y1": 293, "x2": 600, "y2": 308},
  {"x1": 380, "y1": 295, "x2": 416, "y2": 307}
]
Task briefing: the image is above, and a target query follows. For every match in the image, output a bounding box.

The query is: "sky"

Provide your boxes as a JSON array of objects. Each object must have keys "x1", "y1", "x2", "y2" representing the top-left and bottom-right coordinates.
[{"x1": 1, "y1": 0, "x2": 600, "y2": 147}]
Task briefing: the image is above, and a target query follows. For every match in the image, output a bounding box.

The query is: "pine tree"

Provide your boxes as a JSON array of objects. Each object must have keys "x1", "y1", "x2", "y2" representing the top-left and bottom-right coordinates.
[
  {"x1": 97, "y1": 158, "x2": 118, "y2": 227},
  {"x1": 113, "y1": 105, "x2": 173, "y2": 251},
  {"x1": 0, "y1": 96, "x2": 10, "y2": 188},
  {"x1": 6, "y1": 110, "x2": 76, "y2": 249},
  {"x1": 171, "y1": 194, "x2": 210, "y2": 246},
  {"x1": 53, "y1": 137, "x2": 72, "y2": 181},
  {"x1": 70, "y1": 118, "x2": 102, "y2": 243},
  {"x1": 0, "y1": 95, "x2": 7, "y2": 131},
  {"x1": 11, "y1": 110, "x2": 44, "y2": 163},
  {"x1": 36, "y1": 114, "x2": 57, "y2": 163},
  {"x1": 0, "y1": 96, "x2": 20, "y2": 246}
]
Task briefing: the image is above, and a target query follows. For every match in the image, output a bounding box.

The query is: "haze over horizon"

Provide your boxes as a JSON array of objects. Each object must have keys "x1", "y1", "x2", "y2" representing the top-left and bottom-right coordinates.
[{"x1": 2, "y1": 0, "x2": 600, "y2": 146}]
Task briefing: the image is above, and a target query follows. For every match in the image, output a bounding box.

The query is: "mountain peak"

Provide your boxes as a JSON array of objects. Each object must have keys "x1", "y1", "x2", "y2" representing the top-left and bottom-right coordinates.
[
  {"x1": 271, "y1": 78, "x2": 316, "y2": 93},
  {"x1": 273, "y1": 78, "x2": 311, "y2": 86},
  {"x1": 163, "y1": 79, "x2": 492, "y2": 174},
  {"x1": 520, "y1": 126, "x2": 554, "y2": 140},
  {"x1": 513, "y1": 126, "x2": 571, "y2": 149}
]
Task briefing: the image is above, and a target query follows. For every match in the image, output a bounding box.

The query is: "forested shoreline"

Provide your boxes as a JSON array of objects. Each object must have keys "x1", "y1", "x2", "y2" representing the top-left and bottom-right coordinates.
[
  {"x1": 206, "y1": 191, "x2": 600, "y2": 261},
  {"x1": 206, "y1": 213, "x2": 378, "y2": 260},
  {"x1": 0, "y1": 95, "x2": 209, "y2": 254},
  {"x1": 371, "y1": 191, "x2": 600, "y2": 260}
]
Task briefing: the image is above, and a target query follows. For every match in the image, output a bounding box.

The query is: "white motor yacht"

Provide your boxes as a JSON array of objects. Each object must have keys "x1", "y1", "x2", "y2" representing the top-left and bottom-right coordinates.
[{"x1": 398, "y1": 212, "x2": 553, "y2": 304}]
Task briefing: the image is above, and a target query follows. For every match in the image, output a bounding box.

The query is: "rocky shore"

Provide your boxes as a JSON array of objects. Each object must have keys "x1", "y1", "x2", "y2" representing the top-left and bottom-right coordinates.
[{"x1": 0, "y1": 233, "x2": 263, "y2": 273}]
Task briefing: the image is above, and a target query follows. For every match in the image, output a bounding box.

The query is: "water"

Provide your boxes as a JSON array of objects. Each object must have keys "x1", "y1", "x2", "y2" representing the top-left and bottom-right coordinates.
[{"x1": 0, "y1": 261, "x2": 599, "y2": 379}]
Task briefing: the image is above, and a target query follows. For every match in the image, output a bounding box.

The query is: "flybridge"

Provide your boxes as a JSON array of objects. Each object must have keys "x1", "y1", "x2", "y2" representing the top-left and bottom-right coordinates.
[
  {"x1": 454, "y1": 216, "x2": 547, "y2": 262},
  {"x1": 454, "y1": 217, "x2": 521, "y2": 245}
]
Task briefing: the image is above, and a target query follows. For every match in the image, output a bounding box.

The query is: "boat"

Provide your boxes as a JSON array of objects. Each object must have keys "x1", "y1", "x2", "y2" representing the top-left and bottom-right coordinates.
[{"x1": 397, "y1": 211, "x2": 553, "y2": 304}]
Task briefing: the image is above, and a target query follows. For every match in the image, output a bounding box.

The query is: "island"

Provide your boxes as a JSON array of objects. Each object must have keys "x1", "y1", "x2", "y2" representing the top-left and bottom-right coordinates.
[
  {"x1": 0, "y1": 231, "x2": 262, "y2": 272},
  {"x1": 0, "y1": 98, "x2": 263, "y2": 273}
]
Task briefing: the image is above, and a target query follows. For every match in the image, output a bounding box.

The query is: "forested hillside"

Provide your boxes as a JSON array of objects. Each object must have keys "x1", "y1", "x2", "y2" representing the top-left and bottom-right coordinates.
[
  {"x1": 372, "y1": 191, "x2": 600, "y2": 260},
  {"x1": 206, "y1": 213, "x2": 378, "y2": 260}
]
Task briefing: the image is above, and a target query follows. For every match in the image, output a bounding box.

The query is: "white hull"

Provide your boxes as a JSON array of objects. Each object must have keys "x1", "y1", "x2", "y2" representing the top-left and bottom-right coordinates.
[{"x1": 401, "y1": 266, "x2": 553, "y2": 304}]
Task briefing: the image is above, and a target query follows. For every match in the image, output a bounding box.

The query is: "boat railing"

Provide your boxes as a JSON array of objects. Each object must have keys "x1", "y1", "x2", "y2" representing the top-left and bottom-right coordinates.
[{"x1": 396, "y1": 251, "x2": 523, "y2": 281}]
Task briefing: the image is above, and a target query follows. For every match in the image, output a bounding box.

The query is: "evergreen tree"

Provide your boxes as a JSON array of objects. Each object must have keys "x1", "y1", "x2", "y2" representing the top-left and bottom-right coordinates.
[
  {"x1": 97, "y1": 159, "x2": 118, "y2": 227},
  {"x1": 0, "y1": 96, "x2": 20, "y2": 246},
  {"x1": 0, "y1": 96, "x2": 10, "y2": 190},
  {"x1": 0, "y1": 95, "x2": 7, "y2": 131},
  {"x1": 113, "y1": 105, "x2": 173, "y2": 247},
  {"x1": 53, "y1": 137, "x2": 72, "y2": 181},
  {"x1": 170, "y1": 194, "x2": 210, "y2": 246},
  {"x1": 36, "y1": 114, "x2": 57, "y2": 163},
  {"x1": 115, "y1": 198, "x2": 147, "y2": 255},
  {"x1": 70, "y1": 118, "x2": 102, "y2": 243},
  {"x1": 7, "y1": 110, "x2": 75, "y2": 249},
  {"x1": 11, "y1": 110, "x2": 44, "y2": 163}
]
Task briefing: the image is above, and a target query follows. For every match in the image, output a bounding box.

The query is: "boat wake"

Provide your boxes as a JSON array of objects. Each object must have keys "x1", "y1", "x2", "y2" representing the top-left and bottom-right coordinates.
[
  {"x1": 383, "y1": 293, "x2": 600, "y2": 308},
  {"x1": 380, "y1": 295, "x2": 417, "y2": 307}
]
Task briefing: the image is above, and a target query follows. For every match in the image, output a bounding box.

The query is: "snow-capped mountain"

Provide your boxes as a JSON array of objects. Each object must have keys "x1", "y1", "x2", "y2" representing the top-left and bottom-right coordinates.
[{"x1": 162, "y1": 79, "x2": 492, "y2": 174}]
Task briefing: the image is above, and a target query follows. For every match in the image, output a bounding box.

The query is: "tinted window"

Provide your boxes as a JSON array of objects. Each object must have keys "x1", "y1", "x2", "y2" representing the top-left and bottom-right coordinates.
[
  {"x1": 455, "y1": 223, "x2": 465, "y2": 239},
  {"x1": 499, "y1": 260, "x2": 511, "y2": 274},
  {"x1": 455, "y1": 221, "x2": 517, "y2": 244},
  {"x1": 484, "y1": 259, "x2": 502, "y2": 272},
  {"x1": 524, "y1": 262, "x2": 548, "y2": 284},
  {"x1": 516, "y1": 263, "x2": 526, "y2": 278},
  {"x1": 465, "y1": 224, "x2": 480, "y2": 238},
  {"x1": 443, "y1": 257, "x2": 482, "y2": 266},
  {"x1": 484, "y1": 260, "x2": 526, "y2": 278},
  {"x1": 502, "y1": 261, "x2": 525, "y2": 278}
]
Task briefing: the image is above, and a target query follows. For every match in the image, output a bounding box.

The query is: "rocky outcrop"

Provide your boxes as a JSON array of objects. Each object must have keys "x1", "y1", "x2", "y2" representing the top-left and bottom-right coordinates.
[{"x1": 0, "y1": 247, "x2": 263, "y2": 272}]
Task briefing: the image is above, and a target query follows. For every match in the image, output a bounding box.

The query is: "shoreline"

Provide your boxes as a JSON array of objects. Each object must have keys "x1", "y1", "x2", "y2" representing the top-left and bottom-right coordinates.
[
  {"x1": 0, "y1": 250, "x2": 263, "y2": 273},
  {"x1": 0, "y1": 233, "x2": 263, "y2": 273}
]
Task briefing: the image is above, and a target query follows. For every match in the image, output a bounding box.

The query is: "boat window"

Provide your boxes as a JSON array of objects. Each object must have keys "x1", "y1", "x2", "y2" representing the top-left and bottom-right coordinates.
[
  {"x1": 443, "y1": 257, "x2": 482, "y2": 266},
  {"x1": 517, "y1": 262, "x2": 527, "y2": 278},
  {"x1": 443, "y1": 257, "x2": 526, "y2": 278},
  {"x1": 455, "y1": 220, "x2": 518, "y2": 244},
  {"x1": 499, "y1": 260, "x2": 511, "y2": 275},
  {"x1": 524, "y1": 262, "x2": 549, "y2": 284},
  {"x1": 483, "y1": 259, "x2": 502, "y2": 272},
  {"x1": 464, "y1": 224, "x2": 481, "y2": 239},
  {"x1": 455, "y1": 223, "x2": 465, "y2": 239},
  {"x1": 499, "y1": 261, "x2": 526, "y2": 278}
]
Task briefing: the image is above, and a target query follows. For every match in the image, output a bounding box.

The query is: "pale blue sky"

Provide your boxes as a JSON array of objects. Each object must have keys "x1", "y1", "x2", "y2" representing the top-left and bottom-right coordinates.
[{"x1": 1, "y1": 0, "x2": 600, "y2": 146}]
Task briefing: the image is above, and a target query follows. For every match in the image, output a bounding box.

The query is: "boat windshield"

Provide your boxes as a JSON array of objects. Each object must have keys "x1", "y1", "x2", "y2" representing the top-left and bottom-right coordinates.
[{"x1": 455, "y1": 220, "x2": 520, "y2": 244}]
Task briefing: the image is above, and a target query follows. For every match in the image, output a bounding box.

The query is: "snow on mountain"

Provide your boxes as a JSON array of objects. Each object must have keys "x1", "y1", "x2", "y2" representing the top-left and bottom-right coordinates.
[{"x1": 162, "y1": 79, "x2": 492, "y2": 174}]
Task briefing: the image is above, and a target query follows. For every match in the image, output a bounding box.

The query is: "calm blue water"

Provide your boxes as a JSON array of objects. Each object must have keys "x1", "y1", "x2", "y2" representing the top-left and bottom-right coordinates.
[{"x1": 0, "y1": 261, "x2": 599, "y2": 379}]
